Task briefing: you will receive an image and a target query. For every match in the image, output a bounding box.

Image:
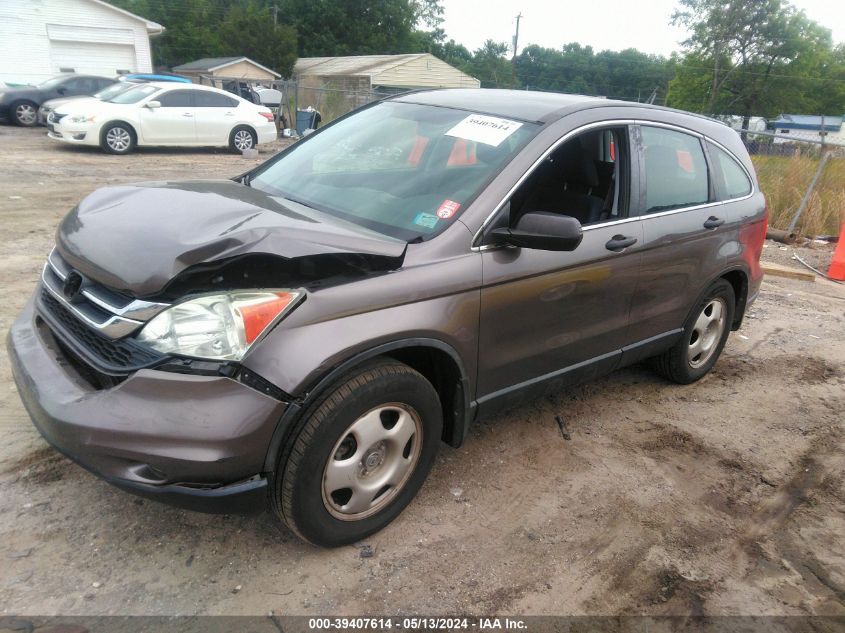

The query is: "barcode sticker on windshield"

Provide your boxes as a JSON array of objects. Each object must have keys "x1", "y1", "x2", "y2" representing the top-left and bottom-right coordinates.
[{"x1": 445, "y1": 114, "x2": 523, "y2": 147}]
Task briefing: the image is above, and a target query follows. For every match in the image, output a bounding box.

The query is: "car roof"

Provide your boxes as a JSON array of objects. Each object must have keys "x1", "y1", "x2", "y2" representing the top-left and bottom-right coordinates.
[
  {"x1": 391, "y1": 89, "x2": 615, "y2": 123},
  {"x1": 391, "y1": 88, "x2": 722, "y2": 128}
]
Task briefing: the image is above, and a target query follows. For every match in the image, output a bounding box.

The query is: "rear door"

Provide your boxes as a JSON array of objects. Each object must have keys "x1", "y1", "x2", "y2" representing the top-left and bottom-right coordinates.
[
  {"x1": 193, "y1": 90, "x2": 241, "y2": 144},
  {"x1": 138, "y1": 89, "x2": 197, "y2": 144},
  {"x1": 625, "y1": 123, "x2": 727, "y2": 357},
  {"x1": 475, "y1": 124, "x2": 643, "y2": 413}
]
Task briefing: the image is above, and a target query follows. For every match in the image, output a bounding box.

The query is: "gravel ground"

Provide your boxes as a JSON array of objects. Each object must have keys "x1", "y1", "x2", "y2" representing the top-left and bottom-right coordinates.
[{"x1": 0, "y1": 125, "x2": 843, "y2": 617}]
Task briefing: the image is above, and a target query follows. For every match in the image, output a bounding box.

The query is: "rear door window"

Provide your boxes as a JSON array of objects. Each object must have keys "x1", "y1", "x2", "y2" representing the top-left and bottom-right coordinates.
[
  {"x1": 641, "y1": 126, "x2": 709, "y2": 213},
  {"x1": 707, "y1": 142, "x2": 752, "y2": 200},
  {"x1": 158, "y1": 90, "x2": 194, "y2": 107},
  {"x1": 194, "y1": 91, "x2": 238, "y2": 108}
]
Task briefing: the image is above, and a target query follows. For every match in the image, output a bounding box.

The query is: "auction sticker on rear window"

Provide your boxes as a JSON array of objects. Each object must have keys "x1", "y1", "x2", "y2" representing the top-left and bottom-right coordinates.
[{"x1": 445, "y1": 114, "x2": 523, "y2": 147}]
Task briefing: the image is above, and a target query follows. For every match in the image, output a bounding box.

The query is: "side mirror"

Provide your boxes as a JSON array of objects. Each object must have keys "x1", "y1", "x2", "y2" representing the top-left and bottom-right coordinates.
[
  {"x1": 490, "y1": 212, "x2": 583, "y2": 251},
  {"x1": 56, "y1": 87, "x2": 67, "y2": 95},
  {"x1": 145, "y1": 100, "x2": 161, "y2": 109}
]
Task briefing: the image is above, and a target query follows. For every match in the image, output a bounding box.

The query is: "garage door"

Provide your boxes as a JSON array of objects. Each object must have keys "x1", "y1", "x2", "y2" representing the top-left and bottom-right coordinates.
[{"x1": 49, "y1": 40, "x2": 137, "y2": 76}]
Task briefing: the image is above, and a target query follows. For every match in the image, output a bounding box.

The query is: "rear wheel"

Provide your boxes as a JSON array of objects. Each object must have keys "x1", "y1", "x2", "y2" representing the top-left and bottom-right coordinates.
[
  {"x1": 651, "y1": 279, "x2": 735, "y2": 384},
  {"x1": 12, "y1": 101, "x2": 38, "y2": 126},
  {"x1": 229, "y1": 125, "x2": 257, "y2": 152},
  {"x1": 100, "y1": 123, "x2": 136, "y2": 154},
  {"x1": 273, "y1": 359, "x2": 442, "y2": 547}
]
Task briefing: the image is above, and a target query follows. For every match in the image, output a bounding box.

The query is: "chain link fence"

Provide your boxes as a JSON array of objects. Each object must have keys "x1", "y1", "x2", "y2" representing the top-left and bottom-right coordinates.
[{"x1": 741, "y1": 130, "x2": 845, "y2": 237}]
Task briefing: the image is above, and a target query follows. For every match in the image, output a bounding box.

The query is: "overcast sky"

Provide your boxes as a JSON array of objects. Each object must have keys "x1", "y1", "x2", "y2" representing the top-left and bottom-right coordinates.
[{"x1": 441, "y1": 0, "x2": 845, "y2": 58}]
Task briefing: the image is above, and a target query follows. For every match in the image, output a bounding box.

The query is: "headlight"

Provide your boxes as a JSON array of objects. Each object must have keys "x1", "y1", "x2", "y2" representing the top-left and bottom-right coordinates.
[
  {"x1": 136, "y1": 290, "x2": 303, "y2": 361},
  {"x1": 69, "y1": 114, "x2": 96, "y2": 123}
]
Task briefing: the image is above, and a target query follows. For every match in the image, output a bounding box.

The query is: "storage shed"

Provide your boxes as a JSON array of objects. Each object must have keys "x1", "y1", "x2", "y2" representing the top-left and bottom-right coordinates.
[
  {"x1": 294, "y1": 53, "x2": 480, "y2": 95},
  {"x1": 172, "y1": 57, "x2": 281, "y2": 82},
  {"x1": 0, "y1": 0, "x2": 163, "y2": 85}
]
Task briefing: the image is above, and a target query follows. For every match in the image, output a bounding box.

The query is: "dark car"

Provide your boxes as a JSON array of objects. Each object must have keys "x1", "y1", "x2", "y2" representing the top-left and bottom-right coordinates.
[
  {"x1": 7, "y1": 89, "x2": 767, "y2": 546},
  {"x1": 0, "y1": 74, "x2": 114, "y2": 126}
]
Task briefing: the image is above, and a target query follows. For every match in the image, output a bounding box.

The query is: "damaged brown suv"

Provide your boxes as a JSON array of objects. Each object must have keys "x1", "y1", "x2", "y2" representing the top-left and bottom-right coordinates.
[{"x1": 8, "y1": 89, "x2": 767, "y2": 546}]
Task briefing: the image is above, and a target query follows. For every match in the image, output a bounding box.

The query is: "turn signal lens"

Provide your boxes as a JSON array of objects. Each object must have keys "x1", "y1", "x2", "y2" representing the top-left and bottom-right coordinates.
[
  {"x1": 136, "y1": 290, "x2": 303, "y2": 361},
  {"x1": 237, "y1": 293, "x2": 296, "y2": 344}
]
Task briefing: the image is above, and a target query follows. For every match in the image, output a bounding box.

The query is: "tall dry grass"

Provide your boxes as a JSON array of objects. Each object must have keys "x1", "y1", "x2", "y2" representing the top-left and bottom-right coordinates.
[{"x1": 752, "y1": 152, "x2": 845, "y2": 236}]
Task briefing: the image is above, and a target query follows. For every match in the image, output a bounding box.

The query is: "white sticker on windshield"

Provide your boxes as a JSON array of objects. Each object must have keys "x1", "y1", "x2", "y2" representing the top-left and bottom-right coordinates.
[{"x1": 445, "y1": 114, "x2": 523, "y2": 147}]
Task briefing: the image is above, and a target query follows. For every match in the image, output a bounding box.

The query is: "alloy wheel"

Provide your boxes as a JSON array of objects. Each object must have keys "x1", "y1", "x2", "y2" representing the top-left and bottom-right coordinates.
[
  {"x1": 106, "y1": 127, "x2": 131, "y2": 152},
  {"x1": 15, "y1": 103, "x2": 36, "y2": 125},
  {"x1": 322, "y1": 404, "x2": 423, "y2": 520},
  {"x1": 233, "y1": 130, "x2": 254, "y2": 151}
]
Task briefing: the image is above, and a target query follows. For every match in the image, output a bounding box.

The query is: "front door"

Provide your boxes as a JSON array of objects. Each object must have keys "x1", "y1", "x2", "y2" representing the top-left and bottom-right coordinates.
[
  {"x1": 476, "y1": 125, "x2": 642, "y2": 412},
  {"x1": 139, "y1": 89, "x2": 196, "y2": 144}
]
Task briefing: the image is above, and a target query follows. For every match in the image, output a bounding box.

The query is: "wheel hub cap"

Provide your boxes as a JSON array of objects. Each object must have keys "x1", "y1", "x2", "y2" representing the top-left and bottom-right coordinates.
[
  {"x1": 688, "y1": 298, "x2": 727, "y2": 368},
  {"x1": 322, "y1": 404, "x2": 422, "y2": 521}
]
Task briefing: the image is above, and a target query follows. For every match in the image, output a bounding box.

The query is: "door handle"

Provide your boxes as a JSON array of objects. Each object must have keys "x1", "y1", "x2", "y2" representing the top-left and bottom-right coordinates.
[
  {"x1": 605, "y1": 235, "x2": 638, "y2": 252},
  {"x1": 224, "y1": 112, "x2": 234, "y2": 116},
  {"x1": 703, "y1": 216, "x2": 725, "y2": 229},
  {"x1": 182, "y1": 112, "x2": 193, "y2": 118}
]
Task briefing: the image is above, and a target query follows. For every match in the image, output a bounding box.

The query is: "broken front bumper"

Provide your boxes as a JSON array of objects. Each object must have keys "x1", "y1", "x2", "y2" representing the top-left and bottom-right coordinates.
[{"x1": 7, "y1": 295, "x2": 288, "y2": 514}]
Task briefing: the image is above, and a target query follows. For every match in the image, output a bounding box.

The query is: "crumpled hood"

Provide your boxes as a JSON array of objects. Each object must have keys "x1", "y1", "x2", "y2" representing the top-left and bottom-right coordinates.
[{"x1": 56, "y1": 180, "x2": 407, "y2": 297}]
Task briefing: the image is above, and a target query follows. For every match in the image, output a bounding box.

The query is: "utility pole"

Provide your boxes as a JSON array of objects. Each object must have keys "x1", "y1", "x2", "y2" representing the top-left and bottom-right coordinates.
[
  {"x1": 511, "y1": 12, "x2": 522, "y2": 90},
  {"x1": 270, "y1": 4, "x2": 279, "y2": 28}
]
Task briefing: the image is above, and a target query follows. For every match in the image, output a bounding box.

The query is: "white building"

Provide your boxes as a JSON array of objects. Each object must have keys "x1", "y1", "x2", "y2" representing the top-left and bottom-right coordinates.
[{"x1": 0, "y1": 0, "x2": 163, "y2": 85}]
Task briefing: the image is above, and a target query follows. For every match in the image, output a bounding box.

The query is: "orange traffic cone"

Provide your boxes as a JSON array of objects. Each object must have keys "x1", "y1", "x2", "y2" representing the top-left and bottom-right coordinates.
[{"x1": 828, "y1": 220, "x2": 845, "y2": 281}]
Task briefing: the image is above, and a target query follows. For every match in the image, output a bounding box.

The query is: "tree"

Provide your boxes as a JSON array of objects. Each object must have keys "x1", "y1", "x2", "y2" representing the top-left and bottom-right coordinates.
[
  {"x1": 465, "y1": 40, "x2": 513, "y2": 88},
  {"x1": 218, "y1": 2, "x2": 297, "y2": 77},
  {"x1": 110, "y1": 0, "x2": 227, "y2": 68},
  {"x1": 278, "y1": 0, "x2": 439, "y2": 57},
  {"x1": 514, "y1": 44, "x2": 673, "y2": 102},
  {"x1": 668, "y1": 0, "x2": 841, "y2": 124}
]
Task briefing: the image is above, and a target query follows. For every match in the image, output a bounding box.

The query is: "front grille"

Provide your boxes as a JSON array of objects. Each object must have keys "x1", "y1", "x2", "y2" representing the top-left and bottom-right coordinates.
[{"x1": 38, "y1": 288, "x2": 165, "y2": 375}]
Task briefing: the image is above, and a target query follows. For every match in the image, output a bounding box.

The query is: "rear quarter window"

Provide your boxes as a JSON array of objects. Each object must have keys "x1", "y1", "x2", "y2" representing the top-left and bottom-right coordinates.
[{"x1": 707, "y1": 142, "x2": 752, "y2": 200}]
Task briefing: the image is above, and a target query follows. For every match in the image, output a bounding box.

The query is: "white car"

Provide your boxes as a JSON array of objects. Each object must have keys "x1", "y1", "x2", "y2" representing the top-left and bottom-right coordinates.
[{"x1": 48, "y1": 82, "x2": 277, "y2": 154}]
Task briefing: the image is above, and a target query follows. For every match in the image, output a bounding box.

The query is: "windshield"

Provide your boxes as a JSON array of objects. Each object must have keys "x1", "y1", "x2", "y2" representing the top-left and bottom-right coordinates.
[
  {"x1": 250, "y1": 102, "x2": 538, "y2": 240},
  {"x1": 106, "y1": 84, "x2": 158, "y2": 104},
  {"x1": 94, "y1": 82, "x2": 130, "y2": 100}
]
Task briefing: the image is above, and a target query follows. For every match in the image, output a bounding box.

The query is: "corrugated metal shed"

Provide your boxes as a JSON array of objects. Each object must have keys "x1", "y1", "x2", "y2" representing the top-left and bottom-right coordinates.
[{"x1": 294, "y1": 53, "x2": 480, "y2": 89}]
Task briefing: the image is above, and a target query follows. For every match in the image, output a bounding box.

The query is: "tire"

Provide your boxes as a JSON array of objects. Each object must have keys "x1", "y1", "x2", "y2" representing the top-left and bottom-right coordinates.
[
  {"x1": 100, "y1": 122, "x2": 136, "y2": 154},
  {"x1": 229, "y1": 126, "x2": 257, "y2": 152},
  {"x1": 272, "y1": 359, "x2": 443, "y2": 547},
  {"x1": 12, "y1": 100, "x2": 38, "y2": 127},
  {"x1": 651, "y1": 279, "x2": 735, "y2": 384}
]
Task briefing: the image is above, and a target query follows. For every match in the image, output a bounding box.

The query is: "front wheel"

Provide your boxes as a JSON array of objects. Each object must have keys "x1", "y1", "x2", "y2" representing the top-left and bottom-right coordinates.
[
  {"x1": 100, "y1": 123, "x2": 136, "y2": 154},
  {"x1": 651, "y1": 279, "x2": 735, "y2": 384},
  {"x1": 12, "y1": 101, "x2": 38, "y2": 126},
  {"x1": 272, "y1": 359, "x2": 442, "y2": 547}
]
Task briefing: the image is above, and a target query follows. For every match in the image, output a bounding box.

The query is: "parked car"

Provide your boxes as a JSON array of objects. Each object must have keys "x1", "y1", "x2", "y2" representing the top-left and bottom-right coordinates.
[
  {"x1": 38, "y1": 81, "x2": 131, "y2": 126},
  {"x1": 7, "y1": 89, "x2": 767, "y2": 546},
  {"x1": 39, "y1": 76, "x2": 195, "y2": 125},
  {"x1": 47, "y1": 82, "x2": 277, "y2": 153},
  {"x1": 0, "y1": 74, "x2": 113, "y2": 126}
]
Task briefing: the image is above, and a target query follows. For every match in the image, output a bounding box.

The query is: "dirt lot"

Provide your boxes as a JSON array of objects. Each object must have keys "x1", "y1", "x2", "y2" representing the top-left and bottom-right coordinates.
[{"x1": 0, "y1": 125, "x2": 843, "y2": 617}]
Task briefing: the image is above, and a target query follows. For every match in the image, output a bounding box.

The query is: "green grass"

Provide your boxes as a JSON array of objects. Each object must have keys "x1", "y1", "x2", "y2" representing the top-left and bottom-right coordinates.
[{"x1": 751, "y1": 153, "x2": 845, "y2": 236}]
